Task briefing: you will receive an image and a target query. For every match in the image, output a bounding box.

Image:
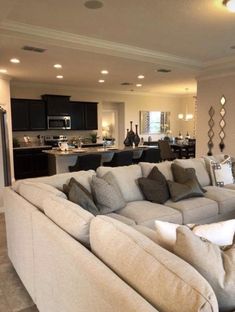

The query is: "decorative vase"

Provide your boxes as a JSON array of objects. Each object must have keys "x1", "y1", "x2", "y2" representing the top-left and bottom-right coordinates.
[
  {"x1": 123, "y1": 129, "x2": 131, "y2": 146},
  {"x1": 128, "y1": 121, "x2": 135, "y2": 145},
  {"x1": 133, "y1": 124, "x2": 140, "y2": 147}
]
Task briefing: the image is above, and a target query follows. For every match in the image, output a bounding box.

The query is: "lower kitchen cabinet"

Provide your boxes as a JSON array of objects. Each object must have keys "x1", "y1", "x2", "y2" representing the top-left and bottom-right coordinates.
[{"x1": 13, "y1": 148, "x2": 50, "y2": 180}]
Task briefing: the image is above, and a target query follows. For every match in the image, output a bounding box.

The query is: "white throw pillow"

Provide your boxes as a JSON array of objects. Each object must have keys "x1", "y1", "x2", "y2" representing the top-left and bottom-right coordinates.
[
  {"x1": 154, "y1": 219, "x2": 235, "y2": 251},
  {"x1": 209, "y1": 157, "x2": 234, "y2": 186}
]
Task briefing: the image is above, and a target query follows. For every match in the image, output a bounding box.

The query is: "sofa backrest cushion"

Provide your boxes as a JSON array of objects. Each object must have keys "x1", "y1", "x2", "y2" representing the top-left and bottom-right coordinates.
[
  {"x1": 43, "y1": 196, "x2": 94, "y2": 247},
  {"x1": 96, "y1": 165, "x2": 144, "y2": 202},
  {"x1": 139, "y1": 161, "x2": 173, "y2": 181},
  {"x1": 12, "y1": 170, "x2": 96, "y2": 192},
  {"x1": 90, "y1": 216, "x2": 218, "y2": 312},
  {"x1": 16, "y1": 181, "x2": 67, "y2": 211},
  {"x1": 173, "y1": 158, "x2": 210, "y2": 187}
]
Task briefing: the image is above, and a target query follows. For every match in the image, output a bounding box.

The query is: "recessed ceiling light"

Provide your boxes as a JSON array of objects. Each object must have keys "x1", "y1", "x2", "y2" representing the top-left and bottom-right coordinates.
[
  {"x1": 84, "y1": 0, "x2": 103, "y2": 9},
  {"x1": 98, "y1": 79, "x2": 105, "y2": 83},
  {"x1": 137, "y1": 75, "x2": 145, "y2": 79},
  {"x1": 10, "y1": 58, "x2": 20, "y2": 64},
  {"x1": 0, "y1": 69, "x2": 7, "y2": 73},
  {"x1": 157, "y1": 68, "x2": 171, "y2": 73},
  {"x1": 101, "y1": 70, "x2": 109, "y2": 74},
  {"x1": 136, "y1": 83, "x2": 142, "y2": 87},
  {"x1": 223, "y1": 0, "x2": 235, "y2": 12},
  {"x1": 54, "y1": 64, "x2": 62, "y2": 68},
  {"x1": 56, "y1": 75, "x2": 63, "y2": 79}
]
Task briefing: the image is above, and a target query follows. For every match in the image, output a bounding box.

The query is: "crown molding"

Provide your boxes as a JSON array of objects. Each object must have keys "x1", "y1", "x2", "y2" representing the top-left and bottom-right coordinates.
[
  {"x1": 0, "y1": 20, "x2": 203, "y2": 70},
  {"x1": 11, "y1": 80, "x2": 189, "y2": 98},
  {"x1": 0, "y1": 74, "x2": 11, "y2": 81}
]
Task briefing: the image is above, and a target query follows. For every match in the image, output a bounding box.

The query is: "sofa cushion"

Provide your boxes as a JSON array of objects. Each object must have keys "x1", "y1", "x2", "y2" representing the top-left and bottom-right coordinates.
[
  {"x1": 138, "y1": 167, "x2": 170, "y2": 204},
  {"x1": 154, "y1": 220, "x2": 235, "y2": 251},
  {"x1": 117, "y1": 200, "x2": 182, "y2": 229},
  {"x1": 167, "y1": 179, "x2": 204, "y2": 202},
  {"x1": 91, "y1": 173, "x2": 126, "y2": 213},
  {"x1": 96, "y1": 165, "x2": 144, "y2": 202},
  {"x1": 165, "y1": 197, "x2": 218, "y2": 224},
  {"x1": 204, "y1": 186, "x2": 235, "y2": 214},
  {"x1": 106, "y1": 213, "x2": 136, "y2": 226},
  {"x1": 139, "y1": 161, "x2": 173, "y2": 180},
  {"x1": 12, "y1": 170, "x2": 96, "y2": 192},
  {"x1": 174, "y1": 226, "x2": 235, "y2": 312},
  {"x1": 63, "y1": 178, "x2": 99, "y2": 215},
  {"x1": 90, "y1": 216, "x2": 218, "y2": 312},
  {"x1": 16, "y1": 181, "x2": 67, "y2": 211},
  {"x1": 171, "y1": 163, "x2": 206, "y2": 192},
  {"x1": 210, "y1": 158, "x2": 234, "y2": 187},
  {"x1": 43, "y1": 196, "x2": 94, "y2": 247},
  {"x1": 173, "y1": 158, "x2": 210, "y2": 187}
]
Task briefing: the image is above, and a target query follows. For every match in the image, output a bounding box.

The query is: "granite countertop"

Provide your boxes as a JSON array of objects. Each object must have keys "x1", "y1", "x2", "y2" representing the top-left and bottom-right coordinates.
[{"x1": 13, "y1": 145, "x2": 52, "y2": 150}]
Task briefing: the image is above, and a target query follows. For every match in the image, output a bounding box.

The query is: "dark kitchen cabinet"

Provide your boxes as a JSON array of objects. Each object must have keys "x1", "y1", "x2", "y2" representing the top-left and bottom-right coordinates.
[
  {"x1": 84, "y1": 102, "x2": 98, "y2": 130},
  {"x1": 69, "y1": 101, "x2": 85, "y2": 130},
  {"x1": 13, "y1": 148, "x2": 50, "y2": 179},
  {"x1": 11, "y1": 99, "x2": 30, "y2": 131},
  {"x1": 42, "y1": 95, "x2": 71, "y2": 116},
  {"x1": 11, "y1": 99, "x2": 46, "y2": 131}
]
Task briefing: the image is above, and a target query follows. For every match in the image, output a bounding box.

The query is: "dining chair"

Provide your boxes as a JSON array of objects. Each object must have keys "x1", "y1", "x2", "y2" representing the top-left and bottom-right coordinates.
[
  {"x1": 158, "y1": 140, "x2": 177, "y2": 161},
  {"x1": 103, "y1": 150, "x2": 133, "y2": 167},
  {"x1": 69, "y1": 153, "x2": 102, "y2": 172}
]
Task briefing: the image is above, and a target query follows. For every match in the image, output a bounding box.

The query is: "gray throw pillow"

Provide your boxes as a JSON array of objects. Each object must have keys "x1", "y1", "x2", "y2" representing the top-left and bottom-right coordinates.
[
  {"x1": 167, "y1": 179, "x2": 204, "y2": 202},
  {"x1": 63, "y1": 178, "x2": 99, "y2": 215},
  {"x1": 171, "y1": 163, "x2": 206, "y2": 193},
  {"x1": 138, "y1": 166, "x2": 170, "y2": 204},
  {"x1": 174, "y1": 226, "x2": 235, "y2": 312},
  {"x1": 91, "y1": 172, "x2": 126, "y2": 214}
]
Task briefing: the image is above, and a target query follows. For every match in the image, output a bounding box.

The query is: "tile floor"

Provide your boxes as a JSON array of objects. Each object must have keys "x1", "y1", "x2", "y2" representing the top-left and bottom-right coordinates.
[{"x1": 0, "y1": 213, "x2": 39, "y2": 312}]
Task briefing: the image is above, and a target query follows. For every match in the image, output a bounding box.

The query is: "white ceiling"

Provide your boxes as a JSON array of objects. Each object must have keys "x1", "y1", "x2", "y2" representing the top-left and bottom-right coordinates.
[{"x1": 0, "y1": 0, "x2": 235, "y2": 94}]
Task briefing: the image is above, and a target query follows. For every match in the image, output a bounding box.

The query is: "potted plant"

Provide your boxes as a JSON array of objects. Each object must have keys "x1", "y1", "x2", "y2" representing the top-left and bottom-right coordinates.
[{"x1": 90, "y1": 132, "x2": 98, "y2": 143}]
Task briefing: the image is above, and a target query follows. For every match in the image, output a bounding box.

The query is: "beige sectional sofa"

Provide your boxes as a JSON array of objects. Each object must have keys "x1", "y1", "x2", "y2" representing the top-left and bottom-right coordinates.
[{"x1": 3, "y1": 155, "x2": 235, "y2": 311}]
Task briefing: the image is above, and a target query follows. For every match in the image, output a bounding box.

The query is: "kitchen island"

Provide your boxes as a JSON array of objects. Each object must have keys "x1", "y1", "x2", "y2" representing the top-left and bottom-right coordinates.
[{"x1": 43, "y1": 146, "x2": 154, "y2": 175}]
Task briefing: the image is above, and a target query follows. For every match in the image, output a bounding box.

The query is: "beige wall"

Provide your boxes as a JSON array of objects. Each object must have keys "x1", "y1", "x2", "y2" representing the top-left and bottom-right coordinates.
[
  {"x1": 197, "y1": 73, "x2": 235, "y2": 157},
  {"x1": 11, "y1": 82, "x2": 195, "y2": 143},
  {"x1": 0, "y1": 77, "x2": 13, "y2": 211}
]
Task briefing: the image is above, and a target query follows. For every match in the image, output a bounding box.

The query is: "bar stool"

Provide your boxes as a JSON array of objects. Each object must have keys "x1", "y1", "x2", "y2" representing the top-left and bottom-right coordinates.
[
  {"x1": 69, "y1": 153, "x2": 102, "y2": 172},
  {"x1": 103, "y1": 150, "x2": 133, "y2": 167},
  {"x1": 137, "y1": 148, "x2": 161, "y2": 163}
]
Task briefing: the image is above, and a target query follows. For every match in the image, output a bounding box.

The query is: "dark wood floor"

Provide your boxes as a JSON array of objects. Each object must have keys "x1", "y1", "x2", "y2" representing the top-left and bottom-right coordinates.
[{"x1": 0, "y1": 213, "x2": 39, "y2": 312}]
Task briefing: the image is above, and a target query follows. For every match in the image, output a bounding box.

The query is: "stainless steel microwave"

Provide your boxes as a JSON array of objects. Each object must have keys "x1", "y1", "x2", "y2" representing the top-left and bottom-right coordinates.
[{"x1": 47, "y1": 116, "x2": 71, "y2": 130}]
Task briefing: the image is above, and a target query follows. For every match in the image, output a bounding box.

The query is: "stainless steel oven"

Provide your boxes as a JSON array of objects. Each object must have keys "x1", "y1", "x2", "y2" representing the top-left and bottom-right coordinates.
[{"x1": 47, "y1": 116, "x2": 71, "y2": 130}]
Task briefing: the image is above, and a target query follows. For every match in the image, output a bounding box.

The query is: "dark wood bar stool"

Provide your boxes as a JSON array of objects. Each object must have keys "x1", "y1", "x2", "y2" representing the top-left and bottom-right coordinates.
[
  {"x1": 137, "y1": 148, "x2": 161, "y2": 163},
  {"x1": 103, "y1": 150, "x2": 133, "y2": 167},
  {"x1": 69, "y1": 153, "x2": 102, "y2": 172}
]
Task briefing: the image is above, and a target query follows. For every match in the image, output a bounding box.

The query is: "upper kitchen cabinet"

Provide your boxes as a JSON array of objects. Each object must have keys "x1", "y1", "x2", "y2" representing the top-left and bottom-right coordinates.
[
  {"x1": 84, "y1": 102, "x2": 98, "y2": 130},
  {"x1": 11, "y1": 99, "x2": 46, "y2": 131},
  {"x1": 42, "y1": 94, "x2": 71, "y2": 116},
  {"x1": 69, "y1": 101, "x2": 85, "y2": 130}
]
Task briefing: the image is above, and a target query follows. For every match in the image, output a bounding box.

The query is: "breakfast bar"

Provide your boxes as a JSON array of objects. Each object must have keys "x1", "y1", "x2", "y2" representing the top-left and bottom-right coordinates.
[{"x1": 43, "y1": 146, "x2": 151, "y2": 175}]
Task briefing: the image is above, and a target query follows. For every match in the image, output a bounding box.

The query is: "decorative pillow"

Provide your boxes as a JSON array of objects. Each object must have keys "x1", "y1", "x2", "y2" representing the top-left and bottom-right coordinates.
[
  {"x1": 154, "y1": 219, "x2": 235, "y2": 251},
  {"x1": 91, "y1": 172, "x2": 126, "y2": 214},
  {"x1": 209, "y1": 157, "x2": 234, "y2": 187},
  {"x1": 63, "y1": 178, "x2": 99, "y2": 215},
  {"x1": 174, "y1": 226, "x2": 235, "y2": 312},
  {"x1": 171, "y1": 163, "x2": 206, "y2": 193},
  {"x1": 167, "y1": 179, "x2": 204, "y2": 202},
  {"x1": 138, "y1": 167, "x2": 170, "y2": 204}
]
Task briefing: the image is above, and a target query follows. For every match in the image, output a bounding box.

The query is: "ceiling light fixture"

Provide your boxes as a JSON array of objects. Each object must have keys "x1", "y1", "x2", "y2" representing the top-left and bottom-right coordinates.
[
  {"x1": 84, "y1": 0, "x2": 103, "y2": 9},
  {"x1": 138, "y1": 75, "x2": 145, "y2": 79},
  {"x1": 136, "y1": 83, "x2": 142, "y2": 87},
  {"x1": 178, "y1": 88, "x2": 194, "y2": 121},
  {"x1": 0, "y1": 69, "x2": 7, "y2": 73},
  {"x1": 54, "y1": 64, "x2": 62, "y2": 68},
  {"x1": 101, "y1": 70, "x2": 108, "y2": 74},
  {"x1": 223, "y1": 0, "x2": 235, "y2": 12},
  {"x1": 56, "y1": 75, "x2": 63, "y2": 79},
  {"x1": 10, "y1": 58, "x2": 20, "y2": 64},
  {"x1": 98, "y1": 79, "x2": 105, "y2": 83}
]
